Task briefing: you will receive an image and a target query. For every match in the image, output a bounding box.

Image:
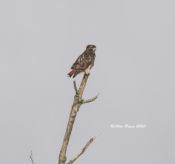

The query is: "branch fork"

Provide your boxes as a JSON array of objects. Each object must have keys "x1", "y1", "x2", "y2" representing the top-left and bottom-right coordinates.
[{"x1": 73, "y1": 80, "x2": 99, "y2": 106}]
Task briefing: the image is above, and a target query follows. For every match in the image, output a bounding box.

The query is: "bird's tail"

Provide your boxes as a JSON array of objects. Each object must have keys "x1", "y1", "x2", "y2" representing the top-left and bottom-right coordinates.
[{"x1": 67, "y1": 69, "x2": 77, "y2": 78}]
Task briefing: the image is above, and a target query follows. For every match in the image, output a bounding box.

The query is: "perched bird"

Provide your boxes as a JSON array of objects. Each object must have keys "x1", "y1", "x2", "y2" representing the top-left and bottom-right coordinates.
[{"x1": 68, "y1": 45, "x2": 96, "y2": 78}]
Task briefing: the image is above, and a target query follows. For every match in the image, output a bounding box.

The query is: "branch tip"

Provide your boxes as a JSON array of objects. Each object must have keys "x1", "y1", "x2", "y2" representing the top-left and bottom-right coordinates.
[
  {"x1": 83, "y1": 93, "x2": 99, "y2": 104},
  {"x1": 67, "y1": 135, "x2": 96, "y2": 164},
  {"x1": 94, "y1": 132, "x2": 101, "y2": 139},
  {"x1": 73, "y1": 80, "x2": 78, "y2": 94}
]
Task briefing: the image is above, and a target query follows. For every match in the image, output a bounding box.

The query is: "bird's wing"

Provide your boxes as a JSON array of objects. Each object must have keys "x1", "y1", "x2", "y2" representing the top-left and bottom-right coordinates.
[{"x1": 71, "y1": 53, "x2": 89, "y2": 71}]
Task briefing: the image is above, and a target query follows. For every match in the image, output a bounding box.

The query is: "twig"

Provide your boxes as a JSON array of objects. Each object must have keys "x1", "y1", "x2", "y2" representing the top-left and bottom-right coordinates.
[
  {"x1": 30, "y1": 151, "x2": 35, "y2": 164},
  {"x1": 73, "y1": 81, "x2": 78, "y2": 94},
  {"x1": 83, "y1": 93, "x2": 99, "y2": 104},
  {"x1": 67, "y1": 135, "x2": 97, "y2": 164}
]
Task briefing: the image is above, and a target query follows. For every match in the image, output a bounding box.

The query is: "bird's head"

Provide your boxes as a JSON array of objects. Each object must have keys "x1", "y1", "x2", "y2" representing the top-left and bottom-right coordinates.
[{"x1": 86, "y1": 45, "x2": 96, "y2": 53}]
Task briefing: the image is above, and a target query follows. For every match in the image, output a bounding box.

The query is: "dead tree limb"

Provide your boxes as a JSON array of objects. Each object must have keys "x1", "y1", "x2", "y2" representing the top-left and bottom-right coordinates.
[
  {"x1": 73, "y1": 81, "x2": 78, "y2": 94},
  {"x1": 83, "y1": 93, "x2": 99, "y2": 104},
  {"x1": 67, "y1": 135, "x2": 97, "y2": 164},
  {"x1": 30, "y1": 151, "x2": 35, "y2": 164},
  {"x1": 58, "y1": 73, "x2": 98, "y2": 164}
]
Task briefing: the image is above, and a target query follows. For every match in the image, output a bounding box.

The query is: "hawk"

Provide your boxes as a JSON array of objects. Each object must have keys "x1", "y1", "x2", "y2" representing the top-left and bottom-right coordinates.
[{"x1": 68, "y1": 45, "x2": 96, "y2": 78}]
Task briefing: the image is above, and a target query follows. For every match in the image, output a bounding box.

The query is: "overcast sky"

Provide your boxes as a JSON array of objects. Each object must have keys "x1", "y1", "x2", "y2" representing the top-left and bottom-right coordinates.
[{"x1": 0, "y1": 0, "x2": 175, "y2": 164}]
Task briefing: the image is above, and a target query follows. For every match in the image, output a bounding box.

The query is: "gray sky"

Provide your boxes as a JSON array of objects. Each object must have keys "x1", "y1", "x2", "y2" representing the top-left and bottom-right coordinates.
[{"x1": 0, "y1": 0, "x2": 175, "y2": 164}]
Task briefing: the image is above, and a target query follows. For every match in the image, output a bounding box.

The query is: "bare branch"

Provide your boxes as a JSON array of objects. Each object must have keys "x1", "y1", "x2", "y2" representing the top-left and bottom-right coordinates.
[
  {"x1": 78, "y1": 74, "x2": 89, "y2": 97},
  {"x1": 67, "y1": 135, "x2": 97, "y2": 164},
  {"x1": 30, "y1": 151, "x2": 35, "y2": 164},
  {"x1": 83, "y1": 93, "x2": 99, "y2": 104},
  {"x1": 59, "y1": 73, "x2": 99, "y2": 164},
  {"x1": 73, "y1": 81, "x2": 78, "y2": 94},
  {"x1": 59, "y1": 74, "x2": 90, "y2": 164}
]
